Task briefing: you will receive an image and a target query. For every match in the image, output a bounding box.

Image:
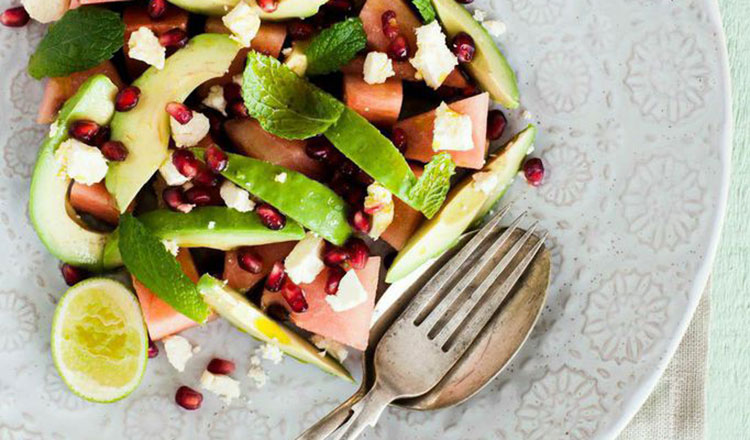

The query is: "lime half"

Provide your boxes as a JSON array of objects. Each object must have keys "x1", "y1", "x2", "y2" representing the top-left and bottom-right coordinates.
[{"x1": 52, "y1": 278, "x2": 148, "y2": 403}]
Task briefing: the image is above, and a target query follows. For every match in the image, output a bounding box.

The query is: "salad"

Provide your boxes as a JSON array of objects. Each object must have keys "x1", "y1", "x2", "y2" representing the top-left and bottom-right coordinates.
[{"x1": 4, "y1": 0, "x2": 544, "y2": 410}]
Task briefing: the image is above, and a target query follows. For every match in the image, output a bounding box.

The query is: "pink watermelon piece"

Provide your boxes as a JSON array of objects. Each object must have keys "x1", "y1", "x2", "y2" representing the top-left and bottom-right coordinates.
[
  {"x1": 343, "y1": 74, "x2": 403, "y2": 126},
  {"x1": 223, "y1": 242, "x2": 297, "y2": 293},
  {"x1": 122, "y1": 4, "x2": 190, "y2": 78},
  {"x1": 69, "y1": 182, "x2": 120, "y2": 226}
]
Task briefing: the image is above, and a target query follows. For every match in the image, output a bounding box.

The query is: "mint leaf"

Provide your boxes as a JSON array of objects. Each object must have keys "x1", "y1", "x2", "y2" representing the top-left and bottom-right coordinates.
[
  {"x1": 118, "y1": 214, "x2": 210, "y2": 323},
  {"x1": 409, "y1": 152, "x2": 455, "y2": 218},
  {"x1": 242, "y1": 52, "x2": 345, "y2": 140},
  {"x1": 412, "y1": 0, "x2": 436, "y2": 23},
  {"x1": 28, "y1": 7, "x2": 124, "y2": 80},
  {"x1": 306, "y1": 18, "x2": 367, "y2": 76}
]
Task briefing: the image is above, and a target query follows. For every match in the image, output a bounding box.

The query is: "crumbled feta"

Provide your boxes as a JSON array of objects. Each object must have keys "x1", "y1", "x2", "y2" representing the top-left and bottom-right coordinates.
[
  {"x1": 311, "y1": 335, "x2": 349, "y2": 363},
  {"x1": 247, "y1": 356, "x2": 267, "y2": 388},
  {"x1": 409, "y1": 21, "x2": 458, "y2": 89},
  {"x1": 472, "y1": 9, "x2": 487, "y2": 22},
  {"x1": 285, "y1": 232, "x2": 325, "y2": 284},
  {"x1": 325, "y1": 270, "x2": 368, "y2": 312},
  {"x1": 159, "y1": 151, "x2": 190, "y2": 186},
  {"x1": 208, "y1": 221, "x2": 216, "y2": 230},
  {"x1": 200, "y1": 370, "x2": 241, "y2": 403},
  {"x1": 202, "y1": 85, "x2": 227, "y2": 116},
  {"x1": 364, "y1": 183, "x2": 394, "y2": 239},
  {"x1": 21, "y1": 0, "x2": 67, "y2": 23},
  {"x1": 274, "y1": 172, "x2": 287, "y2": 183},
  {"x1": 256, "y1": 342, "x2": 284, "y2": 364},
  {"x1": 162, "y1": 335, "x2": 193, "y2": 372},
  {"x1": 222, "y1": 1, "x2": 261, "y2": 47},
  {"x1": 521, "y1": 109, "x2": 534, "y2": 120},
  {"x1": 363, "y1": 52, "x2": 395, "y2": 85},
  {"x1": 483, "y1": 20, "x2": 507, "y2": 37},
  {"x1": 283, "y1": 44, "x2": 308, "y2": 77},
  {"x1": 128, "y1": 27, "x2": 166, "y2": 70},
  {"x1": 162, "y1": 239, "x2": 179, "y2": 256},
  {"x1": 219, "y1": 180, "x2": 256, "y2": 213},
  {"x1": 54, "y1": 139, "x2": 109, "y2": 185},
  {"x1": 433, "y1": 102, "x2": 474, "y2": 152},
  {"x1": 170, "y1": 111, "x2": 210, "y2": 148},
  {"x1": 472, "y1": 171, "x2": 499, "y2": 195}
]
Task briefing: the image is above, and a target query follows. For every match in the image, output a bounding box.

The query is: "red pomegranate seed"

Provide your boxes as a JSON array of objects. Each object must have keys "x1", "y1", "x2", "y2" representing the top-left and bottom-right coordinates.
[
  {"x1": 223, "y1": 83, "x2": 242, "y2": 102},
  {"x1": 305, "y1": 137, "x2": 335, "y2": 162},
  {"x1": 391, "y1": 128, "x2": 407, "y2": 153},
  {"x1": 256, "y1": 203, "x2": 286, "y2": 230},
  {"x1": 185, "y1": 186, "x2": 221, "y2": 206},
  {"x1": 163, "y1": 187, "x2": 189, "y2": 211},
  {"x1": 451, "y1": 32, "x2": 476, "y2": 63},
  {"x1": 350, "y1": 210, "x2": 371, "y2": 234},
  {"x1": 193, "y1": 166, "x2": 220, "y2": 187},
  {"x1": 281, "y1": 279, "x2": 308, "y2": 313},
  {"x1": 115, "y1": 86, "x2": 140, "y2": 112},
  {"x1": 237, "y1": 248, "x2": 263, "y2": 274},
  {"x1": 265, "y1": 261, "x2": 286, "y2": 292},
  {"x1": 207, "y1": 358, "x2": 236, "y2": 375},
  {"x1": 92, "y1": 125, "x2": 111, "y2": 147},
  {"x1": 148, "y1": 0, "x2": 168, "y2": 20},
  {"x1": 60, "y1": 263, "x2": 89, "y2": 286},
  {"x1": 159, "y1": 28, "x2": 189, "y2": 49},
  {"x1": 325, "y1": 266, "x2": 346, "y2": 295},
  {"x1": 486, "y1": 109, "x2": 507, "y2": 141},
  {"x1": 100, "y1": 141, "x2": 129, "y2": 161},
  {"x1": 323, "y1": 246, "x2": 349, "y2": 267},
  {"x1": 387, "y1": 35, "x2": 410, "y2": 61},
  {"x1": 227, "y1": 100, "x2": 249, "y2": 118},
  {"x1": 346, "y1": 238, "x2": 369, "y2": 270},
  {"x1": 381, "y1": 10, "x2": 399, "y2": 40},
  {"x1": 287, "y1": 19, "x2": 315, "y2": 40},
  {"x1": 172, "y1": 150, "x2": 200, "y2": 178},
  {"x1": 257, "y1": 0, "x2": 278, "y2": 12},
  {"x1": 166, "y1": 102, "x2": 193, "y2": 124},
  {"x1": 68, "y1": 120, "x2": 101, "y2": 145},
  {"x1": 0, "y1": 7, "x2": 29, "y2": 27},
  {"x1": 175, "y1": 386, "x2": 202, "y2": 410},
  {"x1": 325, "y1": 0, "x2": 352, "y2": 12},
  {"x1": 204, "y1": 145, "x2": 228, "y2": 173},
  {"x1": 523, "y1": 158, "x2": 545, "y2": 186},
  {"x1": 345, "y1": 186, "x2": 365, "y2": 207},
  {"x1": 148, "y1": 339, "x2": 159, "y2": 358}
]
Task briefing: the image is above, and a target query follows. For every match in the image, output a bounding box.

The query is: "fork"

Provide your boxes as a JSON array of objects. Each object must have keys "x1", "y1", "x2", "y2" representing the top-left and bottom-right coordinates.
[{"x1": 327, "y1": 211, "x2": 547, "y2": 440}]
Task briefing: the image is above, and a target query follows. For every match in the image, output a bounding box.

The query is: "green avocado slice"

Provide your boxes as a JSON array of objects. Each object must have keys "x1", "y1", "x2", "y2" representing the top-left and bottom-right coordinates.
[
  {"x1": 432, "y1": 0, "x2": 520, "y2": 108},
  {"x1": 29, "y1": 75, "x2": 119, "y2": 271},
  {"x1": 386, "y1": 125, "x2": 536, "y2": 283},
  {"x1": 166, "y1": 0, "x2": 327, "y2": 18},
  {"x1": 106, "y1": 34, "x2": 241, "y2": 212}
]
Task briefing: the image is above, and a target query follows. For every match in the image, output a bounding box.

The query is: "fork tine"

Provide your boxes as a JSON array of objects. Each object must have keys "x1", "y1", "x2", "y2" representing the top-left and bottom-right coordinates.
[
  {"x1": 433, "y1": 224, "x2": 541, "y2": 348},
  {"x1": 440, "y1": 231, "x2": 548, "y2": 353}
]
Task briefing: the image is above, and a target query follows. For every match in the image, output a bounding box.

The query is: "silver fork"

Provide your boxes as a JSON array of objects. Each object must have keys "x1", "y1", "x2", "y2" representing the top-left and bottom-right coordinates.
[{"x1": 328, "y1": 211, "x2": 547, "y2": 440}]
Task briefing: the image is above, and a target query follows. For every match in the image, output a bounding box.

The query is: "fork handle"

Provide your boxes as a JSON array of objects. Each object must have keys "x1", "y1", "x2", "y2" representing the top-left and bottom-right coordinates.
[
  {"x1": 295, "y1": 390, "x2": 365, "y2": 440},
  {"x1": 330, "y1": 383, "x2": 394, "y2": 440}
]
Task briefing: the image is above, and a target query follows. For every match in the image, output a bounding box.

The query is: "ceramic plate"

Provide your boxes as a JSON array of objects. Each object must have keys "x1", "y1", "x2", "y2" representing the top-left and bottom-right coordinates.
[{"x1": 0, "y1": 0, "x2": 731, "y2": 438}]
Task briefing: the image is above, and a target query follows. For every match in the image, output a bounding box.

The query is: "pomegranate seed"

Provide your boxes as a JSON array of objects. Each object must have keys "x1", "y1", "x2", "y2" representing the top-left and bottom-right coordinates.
[
  {"x1": 391, "y1": 128, "x2": 407, "y2": 153},
  {"x1": 345, "y1": 186, "x2": 365, "y2": 207},
  {"x1": 523, "y1": 158, "x2": 545, "y2": 186},
  {"x1": 287, "y1": 19, "x2": 315, "y2": 40},
  {"x1": 60, "y1": 263, "x2": 89, "y2": 286},
  {"x1": 381, "y1": 10, "x2": 399, "y2": 40},
  {"x1": 305, "y1": 137, "x2": 335, "y2": 162},
  {"x1": 346, "y1": 238, "x2": 369, "y2": 270},
  {"x1": 265, "y1": 261, "x2": 286, "y2": 292},
  {"x1": 486, "y1": 109, "x2": 507, "y2": 141},
  {"x1": 175, "y1": 386, "x2": 202, "y2": 410},
  {"x1": 281, "y1": 279, "x2": 308, "y2": 313},
  {"x1": 451, "y1": 32, "x2": 476, "y2": 63},
  {"x1": 387, "y1": 35, "x2": 410, "y2": 61},
  {"x1": 256, "y1": 203, "x2": 286, "y2": 230},
  {"x1": 325, "y1": 266, "x2": 346, "y2": 295},
  {"x1": 159, "y1": 28, "x2": 188, "y2": 49},
  {"x1": 256, "y1": 0, "x2": 278, "y2": 12},
  {"x1": 223, "y1": 83, "x2": 242, "y2": 102},
  {"x1": 355, "y1": 169, "x2": 374, "y2": 186},
  {"x1": 166, "y1": 102, "x2": 193, "y2": 124},
  {"x1": 325, "y1": 0, "x2": 352, "y2": 12},
  {"x1": 172, "y1": 150, "x2": 200, "y2": 178},
  {"x1": 323, "y1": 246, "x2": 349, "y2": 267},
  {"x1": 0, "y1": 6, "x2": 29, "y2": 27},
  {"x1": 185, "y1": 186, "x2": 221, "y2": 206},
  {"x1": 194, "y1": 166, "x2": 220, "y2": 187},
  {"x1": 92, "y1": 125, "x2": 111, "y2": 147},
  {"x1": 100, "y1": 141, "x2": 129, "y2": 161},
  {"x1": 350, "y1": 210, "x2": 371, "y2": 234},
  {"x1": 68, "y1": 120, "x2": 101, "y2": 145},
  {"x1": 237, "y1": 248, "x2": 263, "y2": 274},
  {"x1": 227, "y1": 100, "x2": 249, "y2": 118},
  {"x1": 148, "y1": 0, "x2": 168, "y2": 20},
  {"x1": 204, "y1": 145, "x2": 228, "y2": 173},
  {"x1": 148, "y1": 339, "x2": 159, "y2": 358},
  {"x1": 207, "y1": 358, "x2": 236, "y2": 375},
  {"x1": 115, "y1": 86, "x2": 141, "y2": 112},
  {"x1": 163, "y1": 187, "x2": 189, "y2": 211}
]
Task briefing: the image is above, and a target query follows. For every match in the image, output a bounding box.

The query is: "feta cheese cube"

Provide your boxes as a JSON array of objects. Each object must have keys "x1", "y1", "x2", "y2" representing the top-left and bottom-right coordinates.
[
  {"x1": 170, "y1": 111, "x2": 210, "y2": 148},
  {"x1": 247, "y1": 356, "x2": 267, "y2": 388},
  {"x1": 472, "y1": 9, "x2": 487, "y2": 22},
  {"x1": 311, "y1": 335, "x2": 349, "y2": 363},
  {"x1": 274, "y1": 172, "x2": 287, "y2": 183},
  {"x1": 159, "y1": 150, "x2": 190, "y2": 186},
  {"x1": 202, "y1": 85, "x2": 227, "y2": 116},
  {"x1": 162, "y1": 239, "x2": 179, "y2": 256},
  {"x1": 162, "y1": 335, "x2": 193, "y2": 372},
  {"x1": 219, "y1": 180, "x2": 256, "y2": 213},
  {"x1": 472, "y1": 171, "x2": 500, "y2": 195},
  {"x1": 283, "y1": 43, "x2": 308, "y2": 77},
  {"x1": 222, "y1": 1, "x2": 261, "y2": 47},
  {"x1": 284, "y1": 232, "x2": 325, "y2": 284},
  {"x1": 433, "y1": 102, "x2": 474, "y2": 152},
  {"x1": 364, "y1": 183, "x2": 394, "y2": 239},
  {"x1": 483, "y1": 20, "x2": 507, "y2": 37},
  {"x1": 256, "y1": 342, "x2": 284, "y2": 364},
  {"x1": 325, "y1": 270, "x2": 368, "y2": 312},
  {"x1": 363, "y1": 52, "x2": 395, "y2": 85},
  {"x1": 128, "y1": 27, "x2": 166, "y2": 70},
  {"x1": 54, "y1": 139, "x2": 109, "y2": 185},
  {"x1": 200, "y1": 370, "x2": 241, "y2": 403},
  {"x1": 409, "y1": 21, "x2": 458, "y2": 89}
]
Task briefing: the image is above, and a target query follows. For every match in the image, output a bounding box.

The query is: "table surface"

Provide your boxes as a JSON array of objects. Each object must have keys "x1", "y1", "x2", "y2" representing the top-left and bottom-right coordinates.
[{"x1": 709, "y1": 1, "x2": 749, "y2": 438}]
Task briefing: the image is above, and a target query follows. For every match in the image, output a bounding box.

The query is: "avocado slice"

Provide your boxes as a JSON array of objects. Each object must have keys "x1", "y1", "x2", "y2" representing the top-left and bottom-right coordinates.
[
  {"x1": 198, "y1": 274, "x2": 353, "y2": 381},
  {"x1": 431, "y1": 0, "x2": 520, "y2": 108},
  {"x1": 106, "y1": 34, "x2": 241, "y2": 212},
  {"x1": 29, "y1": 75, "x2": 119, "y2": 271},
  {"x1": 166, "y1": 0, "x2": 326, "y2": 19},
  {"x1": 385, "y1": 125, "x2": 536, "y2": 283}
]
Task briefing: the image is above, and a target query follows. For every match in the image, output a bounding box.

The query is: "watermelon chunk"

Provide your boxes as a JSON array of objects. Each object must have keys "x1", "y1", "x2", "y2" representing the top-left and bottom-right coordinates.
[
  {"x1": 291, "y1": 258, "x2": 381, "y2": 351},
  {"x1": 123, "y1": 4, "x2": 190, "y2": 79},
  {"x1": 69, "y1": 182, "x2": 120, "y2": 225},
  {"x1": 343, "y1": 74, "x2": 403, "y2": 126},
  {"x1": 341, "y1": 56, "x2": 469, "y2": 89},
  {"x1": 223, "y1": 242, "x2": 297, "y2": 292},
  {"x1": 381, "y1": 165, "x2": 425, "y2": 250},
  {"x1": 395, "y1": 92, "x2": 490, "y2": 169}
]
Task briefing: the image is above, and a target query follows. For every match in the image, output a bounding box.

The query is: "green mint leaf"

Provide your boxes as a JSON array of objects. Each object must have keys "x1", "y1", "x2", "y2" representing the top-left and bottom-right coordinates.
[
  {"x1": 118, "y1": 214, "x2": 210, "y2": 323},
  {"x1": 242, "y1": 52, "x2": 345, "y2": 140},
  {"x1": 412, "y1": 0, "x2": 436, "y2": 23},
  {"x1": 409, "y1": 152, "x2": 456, "y2": 218},
  {"x1": 305, "y1": 18, "x2": 367, "y2": 76},
  {"x1": 28, "y1": 7, "x2": 124, "y2": 80}
]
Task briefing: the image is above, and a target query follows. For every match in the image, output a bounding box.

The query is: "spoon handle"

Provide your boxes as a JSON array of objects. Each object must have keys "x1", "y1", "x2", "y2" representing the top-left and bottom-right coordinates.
[{"x1": 295, "y1": 390, "x2": 365, "y2": 440}]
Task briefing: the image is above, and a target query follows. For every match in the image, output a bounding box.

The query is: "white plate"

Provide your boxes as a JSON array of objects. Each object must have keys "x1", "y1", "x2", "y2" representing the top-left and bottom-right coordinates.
[{"x1": 0, "y1": 0, "x2": 731, "y2": 438}]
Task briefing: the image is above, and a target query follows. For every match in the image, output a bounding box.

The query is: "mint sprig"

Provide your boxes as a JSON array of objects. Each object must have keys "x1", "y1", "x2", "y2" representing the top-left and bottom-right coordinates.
[
  {"x1": 305, "y1": 18, "x2": 367, "y2": 76},
  {"x1": 412, "y1": 0, "x2": 436, "y2": 23},
  {"x1": 409, "y1": 153, "x2": 456, "y2": 218},
  {"x1": 242, "y1": 51, "x2": 345, "y2": 140},
  {"x1": 28, "y1": 7, "x2": 124, "y2": 80}
]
